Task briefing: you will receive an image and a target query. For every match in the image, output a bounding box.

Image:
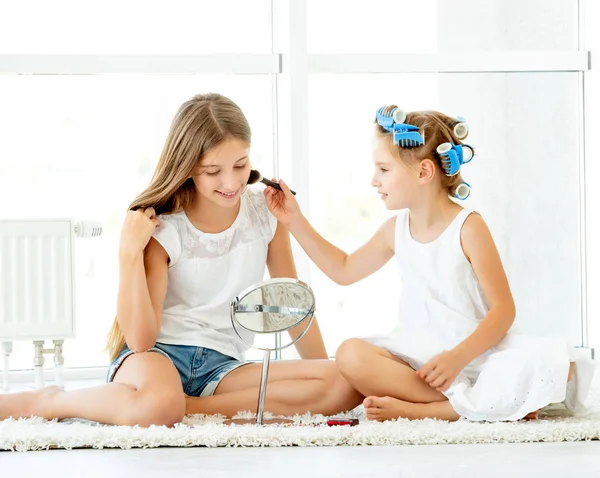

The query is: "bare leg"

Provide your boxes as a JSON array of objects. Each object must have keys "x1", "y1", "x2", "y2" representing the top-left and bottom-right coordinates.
[
  {"x1": 334, "y1": 339, "x2": 457, "y2": 422},
  {"x1": 0, "y1": 352, "x2": 185, "y2": 427},
  {"x1": 186, "y1": 359, "x2": 363, "y2": 417},
  {"x1": 335, "y1": 339, "x2": 446, "y2": 403},
  {"x1": 360, "y1": 355, "x2": 579, "y2": 423}
]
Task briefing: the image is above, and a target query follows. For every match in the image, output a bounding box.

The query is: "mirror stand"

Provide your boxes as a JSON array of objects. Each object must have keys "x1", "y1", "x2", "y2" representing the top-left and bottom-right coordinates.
[
  {"x1": 223, "y1": 278, "x2": 315, "y2": 426},
  {"x1": 224, "y1": 349, "x2": 293, "y2": 426}
]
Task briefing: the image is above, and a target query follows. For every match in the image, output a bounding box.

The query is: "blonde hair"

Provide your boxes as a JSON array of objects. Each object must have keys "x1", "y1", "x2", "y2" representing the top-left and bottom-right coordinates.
[
  {"x1": 374, "y1": 107, "x2": 469, "y2": 197},
  {"x1": 106, "y1": 93, "x2": 251, "y2": 360}
]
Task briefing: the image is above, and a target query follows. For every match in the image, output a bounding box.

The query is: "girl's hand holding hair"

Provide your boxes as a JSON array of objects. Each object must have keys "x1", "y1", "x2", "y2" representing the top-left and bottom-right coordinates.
[{"x1": 119, "y1": 207, "x2": 160, "y2": 262}]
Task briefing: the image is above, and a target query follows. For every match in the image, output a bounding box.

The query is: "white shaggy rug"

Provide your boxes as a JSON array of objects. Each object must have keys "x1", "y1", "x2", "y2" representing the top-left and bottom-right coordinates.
[
  {"x1": 2, "y1": 372, "x2": 599, "y2": 452},
  {"x1": 2, "y1": 392, "x2": 600, "y2": 452},
  {"x1": 1, "y1": 409, "x2": 600, "y2": 452}
]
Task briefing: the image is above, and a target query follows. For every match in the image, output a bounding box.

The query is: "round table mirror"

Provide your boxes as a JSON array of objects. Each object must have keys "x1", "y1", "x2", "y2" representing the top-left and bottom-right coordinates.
[{"x1": 226, "y1": 278, "x2": 316, "y2": 425}]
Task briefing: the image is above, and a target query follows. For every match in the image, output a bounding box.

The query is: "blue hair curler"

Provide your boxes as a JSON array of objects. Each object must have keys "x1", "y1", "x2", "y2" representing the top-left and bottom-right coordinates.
[
  {"x1": 453, "y1": 182, "x2": 471, "y2": 200},
  {"x1": 376, "y1": 107, "x2": 424, "y2": 148},
  {"x1": 436, "y1": 142, "x2": 475, "y2": 176}
]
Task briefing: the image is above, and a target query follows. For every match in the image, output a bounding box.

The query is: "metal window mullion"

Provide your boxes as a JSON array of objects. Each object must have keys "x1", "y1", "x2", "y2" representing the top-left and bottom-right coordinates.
[
  {"x1": 270, "y1": 0, "x2": 282, "y2": 358},
  {"x1": 577, "y1": 0, "x2": 589, "y2": 348},
  {"x1": 271, "y1": 0, "x2": 309, "y2": 359}
]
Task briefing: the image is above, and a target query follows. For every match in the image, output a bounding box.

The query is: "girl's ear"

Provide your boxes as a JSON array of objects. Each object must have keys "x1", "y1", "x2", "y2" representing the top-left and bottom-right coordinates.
[{"x1": 418, "y1": 159, "x2": 436, "y2": 182}]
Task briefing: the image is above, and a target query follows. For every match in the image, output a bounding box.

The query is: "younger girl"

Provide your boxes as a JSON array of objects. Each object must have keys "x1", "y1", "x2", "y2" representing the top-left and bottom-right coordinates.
[
  {"x1": 0, "y1": 93, "x2": 362, "y2": 426},
  {"x1": 265, "y1": 106, "x2": 595, "y2": 422}
]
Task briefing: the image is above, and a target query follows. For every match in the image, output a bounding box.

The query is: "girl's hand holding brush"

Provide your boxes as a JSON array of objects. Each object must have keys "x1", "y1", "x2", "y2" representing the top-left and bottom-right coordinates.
[
  {"x1": 263, "y1": 178, "x2": 304, "y2": 229},
  {"x1": 248, "y1": 169, "x2": 297, "y2": 195}
]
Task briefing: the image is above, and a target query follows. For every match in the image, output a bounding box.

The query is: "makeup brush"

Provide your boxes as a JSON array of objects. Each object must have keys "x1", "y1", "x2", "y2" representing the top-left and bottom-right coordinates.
[{"x1": 248, "y1": 169, "x2": 297, "y2": 195}]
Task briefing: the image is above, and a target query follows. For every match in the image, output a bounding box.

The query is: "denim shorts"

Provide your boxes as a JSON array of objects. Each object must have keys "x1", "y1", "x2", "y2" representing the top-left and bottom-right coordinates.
[{"x1": 106, "y1": 342, "x2": 247, "y2": 397}]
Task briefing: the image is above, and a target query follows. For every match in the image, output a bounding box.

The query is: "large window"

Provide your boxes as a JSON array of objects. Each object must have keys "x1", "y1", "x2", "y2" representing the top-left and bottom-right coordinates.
[
  {"x1": 0, "y1": 0, "x2": 272, "y2": 54},
  {"x1": 0, "y1": 75, "x2": 273, "y2": 368},
  {"x1": 307, "y1": 72, "x2": 583, "y2": 353},
  {"x1": 306, "y1": 74, "x2": 439, "y2": 350},
  {"x1": 1, "y1": 0, "x2": 596, "y2": 375},
  {"x1": 299, "y1": 0, "x2": 591, "y2": 356},
  {"x1": 307, "y1": 0, "x2": 437, "y2": 54}
]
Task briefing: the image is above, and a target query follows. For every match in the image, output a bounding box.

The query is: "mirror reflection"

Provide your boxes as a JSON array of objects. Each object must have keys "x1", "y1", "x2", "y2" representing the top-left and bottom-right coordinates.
[{"x1": 232, "y1": 281, "x2": 315, "y2": 334}]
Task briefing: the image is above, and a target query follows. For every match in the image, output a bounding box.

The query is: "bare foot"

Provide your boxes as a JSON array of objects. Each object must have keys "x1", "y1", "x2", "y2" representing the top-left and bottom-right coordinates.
[
  {"x1": 363, "y1": 396, "x2": 419, "y2": 421},
  {"x1": 363, "y1": 397, "x2": 545, "y2": 423},
  {"x1": 0, "y1": 386, "x2": 63, "y2": 421},
  {"x1": 363, "y1": 396, "x2": 461, "y2": 422},
  {"x1": 523, "y1": 410, "x2": 539, "y2": 420}
]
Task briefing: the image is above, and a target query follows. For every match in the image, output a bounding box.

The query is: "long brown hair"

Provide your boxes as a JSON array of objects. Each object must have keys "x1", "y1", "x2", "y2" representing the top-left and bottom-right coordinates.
[
  {"x1": 106, "y1": 93, "x2": 251, "y2": 360},
  {"x1": 375, "y1": 107, "x2": 470, "y2": 197}
]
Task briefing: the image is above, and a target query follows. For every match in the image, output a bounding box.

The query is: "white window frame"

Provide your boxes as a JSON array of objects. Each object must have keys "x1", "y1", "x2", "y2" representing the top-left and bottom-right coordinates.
[{"x1": 0, "y1": 0, "x2": 593, "y2": 382}]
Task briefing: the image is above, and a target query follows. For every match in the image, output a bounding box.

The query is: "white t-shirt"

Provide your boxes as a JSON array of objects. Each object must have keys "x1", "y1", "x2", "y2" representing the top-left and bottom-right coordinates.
[{"x1": 151, "y1": 186, "x2": 278, "y2": 361}]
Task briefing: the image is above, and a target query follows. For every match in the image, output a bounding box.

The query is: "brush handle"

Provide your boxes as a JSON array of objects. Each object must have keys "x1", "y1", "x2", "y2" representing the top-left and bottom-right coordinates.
[{"x1": 261, "y1": 178, "x2": 297, "y2": 196}]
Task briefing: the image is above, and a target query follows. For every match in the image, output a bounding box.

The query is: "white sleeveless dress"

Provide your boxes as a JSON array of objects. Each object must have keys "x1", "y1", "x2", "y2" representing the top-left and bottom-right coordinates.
[{"x1": 366, "y1": 208, "x2": 596, "y2": 421}]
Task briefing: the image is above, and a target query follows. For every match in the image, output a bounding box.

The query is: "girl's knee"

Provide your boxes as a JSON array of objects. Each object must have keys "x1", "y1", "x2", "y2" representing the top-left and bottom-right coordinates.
[
  {"x1": 128, "y1": 389, "x2": 186, "y2": 427},
  {"x1": 335, "y1": 338, "x2": 370, "y2": 376}
]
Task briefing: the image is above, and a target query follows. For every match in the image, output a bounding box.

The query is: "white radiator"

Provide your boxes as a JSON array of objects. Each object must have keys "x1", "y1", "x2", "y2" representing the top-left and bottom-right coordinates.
[{"x1": 0, "y1": 219, "x2": 102, "y2": 390}]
